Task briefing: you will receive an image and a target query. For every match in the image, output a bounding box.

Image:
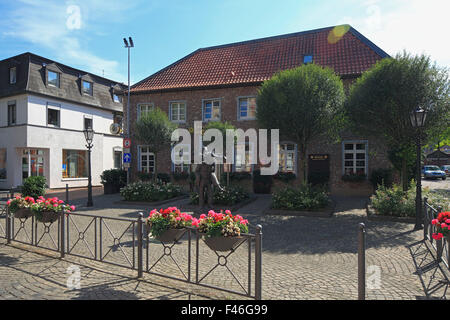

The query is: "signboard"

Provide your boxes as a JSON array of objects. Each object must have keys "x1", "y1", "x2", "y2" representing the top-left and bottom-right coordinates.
[
  {"x1": 123, "y1": 148, "x2": 130, "y2": 154},
  {"x1": 123, "y1": 138, "x2": 131, "y2": 148},
  {"x1": 123, "y1": 153, "x2": 131, "y2": 163},
  {"x1": 309, "y1": 154, "x2": 329, "y2": 161}
]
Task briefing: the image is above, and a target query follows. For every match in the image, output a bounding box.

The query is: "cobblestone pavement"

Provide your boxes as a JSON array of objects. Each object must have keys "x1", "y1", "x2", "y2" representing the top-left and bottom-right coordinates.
[{"x1": 0, "y1": 192, "x2": 448, "y2": 300}]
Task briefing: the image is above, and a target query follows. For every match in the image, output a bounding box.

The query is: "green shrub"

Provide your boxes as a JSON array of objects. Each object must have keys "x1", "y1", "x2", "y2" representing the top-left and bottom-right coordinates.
[
  {"x1": 137, "y1": 171, "x2": 171, "y2": 183},
  {"x1": 272, "y1": 184, "x2": 329, "y2": 211},
  {"x1": 172, "y1": 172, "x2": 189, "y2": 181},
  {"x1": 273, "y1": 172, "x2": 297, "y2": 183},
  {"x1": 120, "y1": 181, "x2": 182, "y2": 202},
  {"x1": 369, "y1": 168, "x2": 394, "y2": 189},
  {"x1": 190, "y1": 186, "x2": 249, "y2": 206},
  {"x1": 20, "y1": 176, "x2": 46, "y2": 199},
  {"x1": 100, "y1": 169, "x2": 127, "y2": 187},
  {"x1": 370, "y1": 181, "x2": 449, "y2": 217}
]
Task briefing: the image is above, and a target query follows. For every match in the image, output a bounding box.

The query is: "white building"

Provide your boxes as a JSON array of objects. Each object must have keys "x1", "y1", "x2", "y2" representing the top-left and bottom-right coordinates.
[{"x1": 0, "y1": 52, "x2": 124, "y2": 189}]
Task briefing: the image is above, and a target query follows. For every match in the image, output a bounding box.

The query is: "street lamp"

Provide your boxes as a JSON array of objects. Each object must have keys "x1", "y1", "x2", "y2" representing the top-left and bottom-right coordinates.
[
  {"x1": 123, "y1": 37, "x2": 134, "y2": 185},
  {"x1": 410, "y1": 106, "x2": 428, "y2": 230},
  {"x1": 83, "y1": 128, "x2": 94, "y2": 207}
]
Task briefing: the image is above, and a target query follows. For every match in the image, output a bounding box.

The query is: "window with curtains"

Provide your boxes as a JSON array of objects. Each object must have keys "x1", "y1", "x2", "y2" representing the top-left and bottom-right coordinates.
[
  {"x1": 235, "y1": 142, "x2": 253, "y2": 172},
  {"x1": 238, "y1": 97, "x2": 257, "y2": 120},
  {"x1": 203, "y1": 99, "x2": 221, "y2": 121},
  {"x1": 9, "y1": 67, "x2": 16, "y2": 84},
  {"x1": 279, "y1": 143, "x2": 297, "y2": 173},
  {"x1": 137, "y1": 103, "x2": 154, "y2": 120},
  {"x1": 62, "y1": 150, "x2": 88, "y2": 178},
  {"x1": 139, "y1": 146, "x2": 155, "y2": 173}
]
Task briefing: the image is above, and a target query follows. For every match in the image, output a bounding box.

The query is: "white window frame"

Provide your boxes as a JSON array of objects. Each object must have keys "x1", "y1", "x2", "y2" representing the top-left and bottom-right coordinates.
[
  {"x1": 237, "y1": 96, "x2": 257, "y2": 120},
  {"x1": 171, "y1": 144, "x2": 191, "y2": 173},
  {"x1": 202, "y1": 98, "x2": 221, "y2": 122},
  {"x1": 9, "y1": 67, "x2": 17, "y2": 84},
  {"x1": 7, "y1": 101, "x2": 16, "y2": 126},
  {"x1": 234, "y1": 141, "x2": 255, "y2": 173},
  {"x1": 83, "y1": 115, "x2": 93, "y2": 130},
  {"x1": 47, "y1": 70, "x2": 60, "y2": 88},
  {"x1": 138, "y1": 146, "x2": 155, "y2": 173},
  {"x1": 278, "y1": 142, "x2": 297, "y2": 174},
  {"x1": 169, "y1": 101, "x2": 187, "y2": 123},
  {"x1": 82, "y1": 80, "x2": 93, "y2": 96},
  {"x1": 113, "y1": 147, "x2": 122, "y2": 169},
  {"x1": 47, "y1": 103, "x2": 61, "y2": 127},
  {"x1": 0, "y1": 148, "x2": 7, "y2": 180},
  {"x1": 342, "y1": 140, "x2": 368, "y2": 176},
  {"x1": 113, "y1": 94, "x2": 121, "y2": 103},
  {"x1": 137, "y1": 103, "x2": 154, "y2": 120}
]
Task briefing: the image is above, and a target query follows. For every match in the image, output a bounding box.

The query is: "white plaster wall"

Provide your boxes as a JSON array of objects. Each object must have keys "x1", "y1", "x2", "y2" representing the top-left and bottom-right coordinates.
[
  {"x1": 0, "y1": 126, "x2": 28, "y2": 189},
  {"x1": 0, "y1": 94, "x2": 28, "y2": 127}
]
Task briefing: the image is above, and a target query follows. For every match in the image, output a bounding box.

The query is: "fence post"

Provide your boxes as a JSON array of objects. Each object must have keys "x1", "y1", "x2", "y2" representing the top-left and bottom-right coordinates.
[
  {"x1": 6, "y1": 197, "x2": 11, "y2": 244},
  {"x1": 60, "y1": 208, "x2": 65, "y2": 258},
  {"x1": 436, "y1": 206, "x2": 443, "y2": 261},
  {"x1": 137, "y1": 212, "x2": 143, "y2": 278},
  {"x1": 358, "y1": 223, "x2": 366, "y2": 300},
  {"x1": 255, "y1": 224, "x2": 262, "y2": 300},
  {"x1": 423, "y1": 197, "x2": 428, "y2": 240},
  {"x1": 65, "y1": 184, "x2": 69, "y2": 204}
]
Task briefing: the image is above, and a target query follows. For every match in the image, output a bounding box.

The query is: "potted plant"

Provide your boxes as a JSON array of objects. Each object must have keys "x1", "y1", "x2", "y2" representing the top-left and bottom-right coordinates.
[
  {"x1": 6, "y1": 196, "x2": 36, "y2": 219},
  {"x1": 197, "y1": 210, "x2": 249, "y2": 252},
  {"x1": 31, "y1": 196, "x2": 75, "y2": 223},
  {"x1": 146, "y1": 207, "x2": 198, "y2": 243},
  {"x1": 432, "y1": 211, "x2": 450, "y2": 245}
]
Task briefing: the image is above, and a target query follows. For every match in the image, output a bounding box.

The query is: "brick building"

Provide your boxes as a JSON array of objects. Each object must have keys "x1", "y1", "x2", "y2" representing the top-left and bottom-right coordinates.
[{"x1": 126, "y1": 25, "x2": 392, "y2": 195}]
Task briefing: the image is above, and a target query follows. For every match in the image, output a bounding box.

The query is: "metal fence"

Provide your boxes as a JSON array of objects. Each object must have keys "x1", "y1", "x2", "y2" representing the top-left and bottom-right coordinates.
[
  {"x1": 423, "y1": 198, "x2": 449, "y2": 269},
  {"x1": 0, "y1": 195, "x2": 262, "y2": 299}
]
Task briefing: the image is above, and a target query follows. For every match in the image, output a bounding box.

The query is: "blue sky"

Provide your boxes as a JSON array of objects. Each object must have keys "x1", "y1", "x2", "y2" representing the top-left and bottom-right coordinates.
[{"x1": 0, "y1": 0, "x2": 448, "y2": 84}]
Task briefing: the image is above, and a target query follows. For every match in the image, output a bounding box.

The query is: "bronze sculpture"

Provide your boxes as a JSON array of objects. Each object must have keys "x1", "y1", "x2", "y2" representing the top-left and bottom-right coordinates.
[{"x1": 195, "y1": 146, "x2": 224, "y2": 208}]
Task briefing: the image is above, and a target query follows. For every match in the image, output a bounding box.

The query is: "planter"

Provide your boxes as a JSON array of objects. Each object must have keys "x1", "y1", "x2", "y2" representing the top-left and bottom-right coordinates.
[
  {"x1": 13, "y1": 208, "x2": 33, "y2": 219},
  {"x1": 202, "y1": 235, "x2": 246, "y2": 252},
  {"x1": 103, "y1": 183, "x2": 121, "y2": 194},
  {"x1": 36, "y1": 211, "x2": 60, "y2": 224},
  {"x1": 151, "y1": 228, "x2": 187, "y2": 244}
]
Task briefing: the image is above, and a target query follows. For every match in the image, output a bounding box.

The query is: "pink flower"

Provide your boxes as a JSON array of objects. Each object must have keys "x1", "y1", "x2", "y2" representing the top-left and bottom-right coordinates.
[
  {"x1": 69, "y1": 205, "x2": 75, "y2": 211},
  {"x1": 6, "y1": 200, "x2": 11, "y2": 205},
  {"x1": 200, "y1": 214, "x2": 206, "y2": 219},
  {"x1": 53, "y1": 203, "x2": 58, "y2": 207},
  {"x1": 225, "y1": 210, "x2": 231, "y2": 215},
  {"x1": 175, "y1": 217, "x2": 181, "y2": 221},
  {"x1": 431, "y1": 219, "x2": 439, "y2": 225},
  {"x1": 432, "y1": 233, "x2": 444, "y2": 240},
  {"x1": 58, "y1": 200, "x2": 64, "y2": 204},
  {"x1": 441, "y1": 223, "x2": 448, "y2": 229}
]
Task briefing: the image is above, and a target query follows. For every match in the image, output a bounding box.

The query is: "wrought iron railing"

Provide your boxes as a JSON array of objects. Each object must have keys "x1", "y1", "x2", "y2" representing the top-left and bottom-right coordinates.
[
  {"x1": 423, "y1": 198, "x2": 449, "y2": 269},
  {"x1": 2, "y1": 202, "x2": 262, "y2": 299}
]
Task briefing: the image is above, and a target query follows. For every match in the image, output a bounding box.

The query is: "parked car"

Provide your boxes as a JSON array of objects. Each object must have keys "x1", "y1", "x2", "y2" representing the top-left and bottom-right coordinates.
[
  {"x1": 422, "y1": 165, "x2": 446, "y2": 180},
  {"x1": 441, "y1": 165, "x2": 450, "y2": 176}
]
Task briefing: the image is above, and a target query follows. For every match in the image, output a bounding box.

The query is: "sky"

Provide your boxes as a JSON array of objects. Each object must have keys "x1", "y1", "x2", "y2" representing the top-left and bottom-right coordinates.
[{"x1": 0, "y1": 0, "x2": 448, "y2": 84}]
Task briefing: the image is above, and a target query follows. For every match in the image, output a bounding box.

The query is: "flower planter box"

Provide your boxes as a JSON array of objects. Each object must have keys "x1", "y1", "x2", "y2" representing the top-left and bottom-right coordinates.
[
  {"x1": 103, "y1": 183, "x2": 117, "y2": 194},
  {"x1": 202, "y1": 235, "x2": 246, "y2": 252},
  {"x1": 36, "y1": 211, "x2": 60, "y2": 224},
  {"x1": 13, "y1": 208, "x2": 33, "y2": 219},
  {"x1": 152, "y1": 228, "x2": 187, "y2": 244}
]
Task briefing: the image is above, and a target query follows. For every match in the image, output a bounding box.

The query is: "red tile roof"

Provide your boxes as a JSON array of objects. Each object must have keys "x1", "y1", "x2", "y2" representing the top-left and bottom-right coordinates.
[{"x1": 131, "y1": 25, "x2": 389, "y2": 93}]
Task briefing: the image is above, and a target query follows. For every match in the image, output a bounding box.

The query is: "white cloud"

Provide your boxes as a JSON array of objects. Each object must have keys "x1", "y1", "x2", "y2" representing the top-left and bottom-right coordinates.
[{"x1": 346, "y1": 0, "x2": 450, "y2": 68}]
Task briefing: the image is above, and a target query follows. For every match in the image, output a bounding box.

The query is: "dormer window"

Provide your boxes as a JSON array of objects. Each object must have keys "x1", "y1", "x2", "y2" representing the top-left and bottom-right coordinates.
[
  {"x1": 9, "y1": 67, "x2": 16, "y2": 84},
  {"x1": 82, "y1": 80, "x2": 93, "y2": 96},
  {"x1": 303, "y1": 55, "x2": 313, "y2": 64},
  {"x1": 113, "y1": 94, "x2": 121, "y2": 103},
  {"x1": 48, "y1": 70, "x2": 60, "y2": 87}
]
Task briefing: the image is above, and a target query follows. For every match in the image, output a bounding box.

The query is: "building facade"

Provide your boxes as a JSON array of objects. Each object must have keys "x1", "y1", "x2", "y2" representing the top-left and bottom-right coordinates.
[
  {"x1": 126, "y1": 25, "x2": 393, "y2": 195},
  {"x1": 0, "y1": 53, "x2": 125, "y2": 189}
]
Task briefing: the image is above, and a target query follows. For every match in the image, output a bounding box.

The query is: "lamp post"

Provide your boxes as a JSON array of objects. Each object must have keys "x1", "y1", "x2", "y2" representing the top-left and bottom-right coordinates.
[
  {"x1": 410, "y1": 106, "x2": 428, "y2": 230},
  {"x1": 123, "y1": 37, "x2": 134, "y2": 185},
  {"x1": 83, "y1": 128, "x2": 94, "y2": 207}
]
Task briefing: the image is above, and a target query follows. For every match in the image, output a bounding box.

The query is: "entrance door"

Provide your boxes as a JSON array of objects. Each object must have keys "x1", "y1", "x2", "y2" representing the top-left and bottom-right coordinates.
[
  {"x1": 21, "y1": 149, "x2": 45, "y2": 183},
  {"x1": 308, "y1": 154, "x2": 330, "y2": 186}
]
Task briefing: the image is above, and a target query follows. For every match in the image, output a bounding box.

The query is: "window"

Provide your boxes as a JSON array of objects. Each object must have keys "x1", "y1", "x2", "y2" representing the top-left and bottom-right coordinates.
[
  {"x1": 343, "y1": 141, "x2": 368, "y2": 176},
  {"x1": 238, "y1": 97, "x2": 257, "y2": 120},
  {"x1": 279, "y1": 143, "x2": 297, "y2": 173},
  {"x1": 139, "y1": 146, "x2": 155, "y2": 173},
  {"x1": 82, "y1": 80, "x2": 93, "y2": 95},
  {"x1": 62, "y1": 150, "x2": 88, "y2": 178},
  {"x1": 113, "y1": 94, "x2": 121, "y2": 103},
  {"x1": 303, "y1": 55, "x2": 313, "y2": 64},
  {"x1": 235, "y1": 142, "x2": 254, "y2": 172},
  {"x1": 84, "y1": 116, "x2": 93, "y2": 130},
  {"x1": 47, "y1": 105, "x2": 60, "y2": 127},
  {"x1": 48, "y1": 70, "x2": 60, "y2": 87},
  {"x1": 170, "y1": 102, "x2": 186, "y2": 122},
  {"x1": 7, "y1": 101, "x2": 16, "y2": 126},
  {"x1": 203, "y1": 99, "x2": 221, "y2": 121},
  {"x1": 114, "y1": 150, "x2": 122, "y2": 169},
  {"x1": 9, "y1": 67, "x2": 16, "y2": 84},
  {"x1": 172, "y1": 145, "x2": 190, "y2": 173},
  {"x1": 0, "y1": 149, "x2": 6, "y2": 179},
  {"x1": 137, "y1": 103, "x2": 154, "y2": 119}
]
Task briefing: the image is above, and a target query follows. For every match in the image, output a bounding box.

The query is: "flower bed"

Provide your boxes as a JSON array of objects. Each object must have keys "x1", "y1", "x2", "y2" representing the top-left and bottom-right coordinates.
[
  {"x1": 271, "y1": 184, "x2": 329, "y2": 211},
  {"x1": 120, "y1": 181, "x2": 183, "y2": 202},
  {"x1": 189, "y1": 186, "x2": 249, "y2": 206}
]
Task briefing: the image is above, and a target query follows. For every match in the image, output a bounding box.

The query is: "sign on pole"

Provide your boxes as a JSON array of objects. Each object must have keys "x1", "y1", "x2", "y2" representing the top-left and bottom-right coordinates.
[
  {"x1": 123, "y1": 138, "x2": 131, "y2": 148},
  {"x1": 123, "y1": 153, "x2": 131, "y2": 163}
]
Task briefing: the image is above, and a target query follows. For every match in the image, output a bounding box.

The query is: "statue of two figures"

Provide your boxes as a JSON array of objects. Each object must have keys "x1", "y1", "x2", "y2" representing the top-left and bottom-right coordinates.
[{"x1": 194, "y1": 146, "x2": 224, "y2": 209}]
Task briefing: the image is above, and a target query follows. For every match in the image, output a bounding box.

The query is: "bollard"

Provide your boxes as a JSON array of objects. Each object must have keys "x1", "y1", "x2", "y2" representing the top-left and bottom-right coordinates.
[
  {"x1": 60, "y1": 208, "x2": 65, "y2": 258},
  {"x1": 137, "y1": 212, "x2": 143, "y2": 278},
  {"x1": 255, "y1": 224, "x2": 262, "y2": 300},
  {"x1": 358, "y1": 223, "x2": 366, "y2": 300},
  {"x1": 65, "y1": 184, "x2": 69, "y2": 204}
]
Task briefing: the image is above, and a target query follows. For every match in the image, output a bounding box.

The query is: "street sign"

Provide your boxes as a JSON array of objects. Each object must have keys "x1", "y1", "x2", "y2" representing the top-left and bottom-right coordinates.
[
  {"x1": 123, "y1": 153, "x2": 131, "y2": 163},
  {"x1": 123, "y1": 148, "x2": 130, "y2": 154},
  {"x1": 123, "y1": 138, "x2": 131, "y2": 148}
]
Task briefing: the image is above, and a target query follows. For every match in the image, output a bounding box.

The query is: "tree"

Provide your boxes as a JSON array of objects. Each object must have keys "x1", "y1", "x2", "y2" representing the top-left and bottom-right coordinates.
[
  {"x1": 257, "y1": 64, "x2": 346, "y2": 183},
  {"x1": 346, "y1": 52, "x2": 450, "y2": 190},
  {"x1": 134, "y1": 108, "x2": 177, "y2": 181}
]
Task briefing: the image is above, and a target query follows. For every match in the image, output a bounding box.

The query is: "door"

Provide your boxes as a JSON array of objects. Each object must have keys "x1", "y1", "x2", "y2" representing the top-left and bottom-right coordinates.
[
  {"x1": 308, "y1": 154, "x2": 330, "y2": 186},
  {"x1": 21, "y1": 149, "x2": 45, "y2": 183}
]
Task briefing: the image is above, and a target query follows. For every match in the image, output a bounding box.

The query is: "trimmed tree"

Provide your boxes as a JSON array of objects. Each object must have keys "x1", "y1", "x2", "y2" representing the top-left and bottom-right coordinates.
[
  {"x1": 257, "y1": 64, "x2": 346, "y2": 183},
  {"x1": 346, "y1": 52, "x2": 450, "y2": 191},
  {"x1": 134, "y1": 108, "x2": 177, "y2": 182}
]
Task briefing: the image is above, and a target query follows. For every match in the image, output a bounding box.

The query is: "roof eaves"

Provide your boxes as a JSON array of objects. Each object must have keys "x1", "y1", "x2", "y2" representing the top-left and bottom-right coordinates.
[{"x1": 348, "y1": 27, "x2": 391, "y2": 59}]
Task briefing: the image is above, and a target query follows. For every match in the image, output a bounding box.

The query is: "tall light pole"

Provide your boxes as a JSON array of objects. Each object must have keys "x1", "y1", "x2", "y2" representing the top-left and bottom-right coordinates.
[
  {"x1": 123, "y1": 37, "x2": 134, "y2": 185},
  {"x1": 83, "y1": 128, "x2": 94, "y2": 207},
  {"x1": 410, "y1": 106, "x2": 428, "y2": 230}
]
